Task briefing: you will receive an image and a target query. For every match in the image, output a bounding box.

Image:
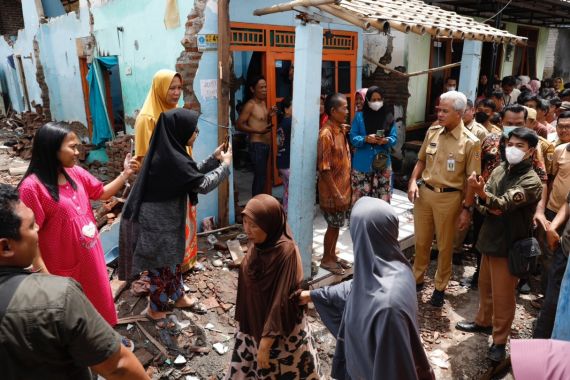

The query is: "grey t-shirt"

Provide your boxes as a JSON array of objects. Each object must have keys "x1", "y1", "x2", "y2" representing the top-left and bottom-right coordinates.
[
  {"x1": 0, "y1": 271, "x2": 120, "y2": 379},
  {"x1": 561, "y1": 192, "x2": 570, "y2": 256}
]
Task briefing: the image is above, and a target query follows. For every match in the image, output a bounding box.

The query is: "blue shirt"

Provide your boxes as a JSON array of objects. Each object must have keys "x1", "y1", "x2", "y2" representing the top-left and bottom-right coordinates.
[{"x1": 349, "y1": 112, "x2": 398, "y2": 173}]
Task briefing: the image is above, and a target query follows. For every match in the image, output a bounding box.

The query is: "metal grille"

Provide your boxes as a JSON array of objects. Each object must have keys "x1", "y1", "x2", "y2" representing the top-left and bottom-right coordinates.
[{"x1": 230, "y1": 27, "x2": 265, "y2": 47}]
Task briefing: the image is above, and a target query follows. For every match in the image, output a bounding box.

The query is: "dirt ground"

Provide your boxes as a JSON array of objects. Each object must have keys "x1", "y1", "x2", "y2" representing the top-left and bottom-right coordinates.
[{"x1": 113, "y1": 228, "x2": 538, "y2": 380}]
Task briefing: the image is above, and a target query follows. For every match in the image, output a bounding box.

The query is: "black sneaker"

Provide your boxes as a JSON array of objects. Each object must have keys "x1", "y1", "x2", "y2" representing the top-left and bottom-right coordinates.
[
  {"x1": 416, "y1": 282, "x2": 425, "y2": 292},
  {"x1": 487, "y1": 344, "x2": 506, "y2": 362},
  {"x1": 455, "y1": 321, "x2": 492, "y2": 335},
  {"x1": 452, "y1": 254, "x2": 463, "y2": 265},
  {"x1": 430, "y1": 289, "x2": 445, "y2": 307}
]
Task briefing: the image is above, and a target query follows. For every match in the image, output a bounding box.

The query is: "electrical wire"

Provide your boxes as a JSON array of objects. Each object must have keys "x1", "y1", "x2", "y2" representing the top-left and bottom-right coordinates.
[{"x1": 481, "y1": 0, "x2": 513, "y2": 23}]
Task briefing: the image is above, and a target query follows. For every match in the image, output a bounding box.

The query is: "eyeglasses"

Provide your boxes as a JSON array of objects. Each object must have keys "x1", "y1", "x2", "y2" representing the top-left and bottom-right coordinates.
[{"x1": 557, "y1": 125, "x2": 570, "y2": 130}]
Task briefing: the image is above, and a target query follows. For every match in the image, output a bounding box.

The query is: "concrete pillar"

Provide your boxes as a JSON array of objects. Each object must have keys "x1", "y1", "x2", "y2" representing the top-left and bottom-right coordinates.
[
  {"x1": 458, "y1": 40, "x2": 483, "y2": 103},
  {"x1": 288, "y1": 22, "x2": 323, "y2": 279}
]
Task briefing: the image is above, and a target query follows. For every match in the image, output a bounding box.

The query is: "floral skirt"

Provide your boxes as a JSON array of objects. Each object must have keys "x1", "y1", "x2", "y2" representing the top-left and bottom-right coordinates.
[
  {"x1": 181, "y1": 201, "x2": 198, "y2": 273},
  {"x1": 225, "y1": 316, "x2": 322, "y2": 380},
  {"x1": 351, "y1": 167, "x2": 392, "y2": 205}
]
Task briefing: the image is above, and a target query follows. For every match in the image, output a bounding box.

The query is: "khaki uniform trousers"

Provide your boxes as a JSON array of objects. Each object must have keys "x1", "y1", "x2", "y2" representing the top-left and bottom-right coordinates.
[
  {"x1": 412, "y1": 185, "x2": 462, "y2": 291},
  {"x1": 475, "y1": 254, "x2": 519, "y2": 344}
]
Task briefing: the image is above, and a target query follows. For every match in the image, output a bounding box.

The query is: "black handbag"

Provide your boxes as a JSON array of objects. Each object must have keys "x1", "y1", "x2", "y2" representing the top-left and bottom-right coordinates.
[{"x1": 503, "y1": 217, "x2": 541, "y2": 278}]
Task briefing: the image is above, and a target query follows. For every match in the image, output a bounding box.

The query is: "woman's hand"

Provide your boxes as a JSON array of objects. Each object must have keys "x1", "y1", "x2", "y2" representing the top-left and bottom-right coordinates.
[
  {"x1": 123, "y1": 153, "x2": 140, "y2": 176},
  {"x1": 377, "y1": 137, "x2": 388, "y2": 145},
  {"x1": 219, "y1": 144, "x2": 233, "y2": 166},
  {"x1": 365, "y1": 134, "x2": 380, "y2": 144},
  {"x1": 214, "y1": 144, "x2": 225, "y2": 160},
  {"x1": 257, "y1": 337, "x2": 274, "y2": 369}
]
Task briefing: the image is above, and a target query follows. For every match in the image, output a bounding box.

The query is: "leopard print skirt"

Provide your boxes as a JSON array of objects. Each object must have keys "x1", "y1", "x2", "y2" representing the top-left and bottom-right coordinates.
[{"x1": 225, "y1": 316, "x2": 322, "y2": 379}]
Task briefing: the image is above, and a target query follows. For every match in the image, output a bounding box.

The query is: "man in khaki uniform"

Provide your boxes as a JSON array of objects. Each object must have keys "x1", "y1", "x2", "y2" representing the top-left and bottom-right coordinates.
[{"x1": 408, "y1": 91, "x2": 481, "y2": 307}]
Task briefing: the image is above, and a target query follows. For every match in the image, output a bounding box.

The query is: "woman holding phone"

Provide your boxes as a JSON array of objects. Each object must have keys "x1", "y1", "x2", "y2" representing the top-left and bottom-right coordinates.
[{"x1": 349, "y1": 86, "x2": 398, "y2": 204}]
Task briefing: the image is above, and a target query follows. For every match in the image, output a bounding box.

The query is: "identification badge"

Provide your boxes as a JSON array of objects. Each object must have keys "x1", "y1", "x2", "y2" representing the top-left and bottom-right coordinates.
[{"x1": 447, "y1": 154, "x2": 456, "y2": 172}]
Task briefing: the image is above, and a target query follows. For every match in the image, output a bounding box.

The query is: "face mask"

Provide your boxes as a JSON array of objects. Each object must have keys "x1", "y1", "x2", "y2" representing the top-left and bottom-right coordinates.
[
  {"x1": 502, "y1": 126, "x2": 518, "y2": 138},
  {"x1": 475, "y1": 111, "x2": 490, "y2": 124},
  {"x1": 505, "y1": 146, "x2": 527, "y2": 165},
  {"x1": 368, "y1": 101, "x2": 383, "y2": 111},
  {"x1": 447, "y1": 86, "x2": 456, "y2": 92}
]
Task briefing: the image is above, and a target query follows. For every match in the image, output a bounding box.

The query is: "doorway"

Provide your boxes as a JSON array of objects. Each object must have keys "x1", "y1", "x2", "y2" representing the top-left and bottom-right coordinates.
[{"x1": 229, "y1": 22, "x2": 358, "y2": 209}]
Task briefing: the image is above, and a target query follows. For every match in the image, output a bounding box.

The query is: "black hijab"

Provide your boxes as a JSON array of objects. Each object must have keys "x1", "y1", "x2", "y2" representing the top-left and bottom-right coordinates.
[
  {"x1": 362, "y1": 86, "x2": 394, "y2": 136},
  {"x1": 123, "y1": 108, "x2": 204, "y2": 220},
  {"x1": 319, "y1": 197, "x2": 433, "y2": 380}
]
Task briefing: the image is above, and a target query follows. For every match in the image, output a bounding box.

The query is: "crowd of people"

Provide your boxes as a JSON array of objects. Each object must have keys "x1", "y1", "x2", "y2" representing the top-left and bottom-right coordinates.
[{"x1": 0, "y1": 65, "x2": 569, "y2": 380}]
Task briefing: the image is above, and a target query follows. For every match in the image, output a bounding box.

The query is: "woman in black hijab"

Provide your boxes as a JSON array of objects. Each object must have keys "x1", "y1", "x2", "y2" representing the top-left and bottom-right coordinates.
[
  {"x1": 349, "y1": 86, "x2": 398, "y2": 204},
  {"x1": 298, "y1": 197, "x2": 434, "y2": 380},
  {"x1": 119, "y1": 108, "x2": 232, "y2": 321}
]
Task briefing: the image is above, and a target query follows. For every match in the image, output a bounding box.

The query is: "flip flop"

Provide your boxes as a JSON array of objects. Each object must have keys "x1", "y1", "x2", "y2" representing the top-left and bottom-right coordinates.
[
  {"x1": 337, "y1": 259, "x2": 352, "y2": 269},
  {"x1": 177, "y1": 301, "x2": 208, "y2": 315},
  {"x1": 121, "y1": 336, "x2": 135, "y2": 352},
  {"x1": 320, "y1": 262, "x2": 345, "y2": 275}
]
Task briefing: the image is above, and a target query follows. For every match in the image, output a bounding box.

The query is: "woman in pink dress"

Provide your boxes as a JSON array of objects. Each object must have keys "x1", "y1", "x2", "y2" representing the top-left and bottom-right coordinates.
[{"x1": 18, "y1": 122, "x2": 138, "y2": 326}]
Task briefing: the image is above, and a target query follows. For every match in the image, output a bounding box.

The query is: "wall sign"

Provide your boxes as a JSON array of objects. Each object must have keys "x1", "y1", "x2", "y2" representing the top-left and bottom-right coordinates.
[{"x1": 197, "y1": 34, "x2": 219, "y2": 51}]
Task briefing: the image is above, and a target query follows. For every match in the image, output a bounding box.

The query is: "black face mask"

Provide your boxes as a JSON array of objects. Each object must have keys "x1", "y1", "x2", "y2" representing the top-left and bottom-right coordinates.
[{"x1": 475, "y1": 111, "x2": 490, "y2": 124}]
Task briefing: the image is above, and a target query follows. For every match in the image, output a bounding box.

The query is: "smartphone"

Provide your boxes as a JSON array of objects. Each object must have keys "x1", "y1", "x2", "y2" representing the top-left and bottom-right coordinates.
[
  {"x1": 130, "y1": 139, "x2": 135, "y2": 155},
  {"x1": 376, "y1": 130, "x2": 385, "y2": 138}
]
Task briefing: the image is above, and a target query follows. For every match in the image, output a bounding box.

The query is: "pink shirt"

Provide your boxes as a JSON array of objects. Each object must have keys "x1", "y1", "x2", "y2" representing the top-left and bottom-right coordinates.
[{"x1": 19, "y1": 166, "x2": 117, "y2": 325}]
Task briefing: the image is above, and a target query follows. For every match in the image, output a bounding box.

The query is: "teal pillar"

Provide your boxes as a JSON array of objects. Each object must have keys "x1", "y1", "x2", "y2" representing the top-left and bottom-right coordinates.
[
  {"x1": 458, "y1": 40, "x2": 483, "y2": 103},
  {"x1": 288, "y1": 22, "x2": 323, "y2": 279}
]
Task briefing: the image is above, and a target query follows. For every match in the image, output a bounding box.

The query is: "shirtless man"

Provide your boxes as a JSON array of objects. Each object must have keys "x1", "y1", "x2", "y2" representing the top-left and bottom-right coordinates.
[{"x1": 237, "y1": 75, "x2": 273, "y2": 196}]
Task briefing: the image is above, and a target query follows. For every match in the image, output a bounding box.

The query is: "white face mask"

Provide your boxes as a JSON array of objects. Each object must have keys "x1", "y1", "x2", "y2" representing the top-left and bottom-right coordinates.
[
  {"x1": 368, "y1": 101, "x2": 383, "y2": 111},
  {"x1": 447, "y1": 86, "x2": 456, "y2": 92},
  {"x1": 505, "y1": 146, "x2": 527, "y2": 165}
]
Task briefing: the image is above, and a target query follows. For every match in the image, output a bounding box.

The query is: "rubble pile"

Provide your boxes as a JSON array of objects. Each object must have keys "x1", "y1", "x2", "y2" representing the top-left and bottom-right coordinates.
[
  {"x1": 0, "y1": 111, "x2": 47, "y2": 160},
  {"x1": 105, "y1": 133, "x2": 134, "y2": 180}
]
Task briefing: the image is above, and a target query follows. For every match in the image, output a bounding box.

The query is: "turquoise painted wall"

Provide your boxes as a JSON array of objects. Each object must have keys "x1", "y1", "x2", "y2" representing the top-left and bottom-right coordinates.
[{"x1": 405, "y1": 33, "x2": 431, "y2": 126}]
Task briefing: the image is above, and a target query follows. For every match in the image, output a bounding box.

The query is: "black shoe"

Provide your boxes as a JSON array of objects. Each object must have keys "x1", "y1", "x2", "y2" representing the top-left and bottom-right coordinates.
[
  {"x1": 416, "y1": 282, "x2": 424, "y2": 292},
  {"x1": 487, "y1": 344, "x2": 506, "y2": 362},
  {"x1": 430, "y1": 289, "x2": 445, "y2": 307},
  {"x1": 455, "y1": 321, "x2": 493, "y2": 335},
  {"x1": 470, "y1": 272, "x2": 479, "y2": 290}
]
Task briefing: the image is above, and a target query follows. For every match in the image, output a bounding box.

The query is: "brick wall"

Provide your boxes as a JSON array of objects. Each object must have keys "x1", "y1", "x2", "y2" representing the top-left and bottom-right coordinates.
[
  {"x1": 0, "y1": 0, "x2": 24, "y2": 37},
  {"x1": 363, "y1": 69, "x2": 411, "y2": 117}
]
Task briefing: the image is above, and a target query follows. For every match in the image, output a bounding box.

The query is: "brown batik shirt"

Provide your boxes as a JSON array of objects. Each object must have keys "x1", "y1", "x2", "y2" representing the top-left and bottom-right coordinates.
[{"x1": 318, "y1": 122, "x2": 352, "y2": 213}]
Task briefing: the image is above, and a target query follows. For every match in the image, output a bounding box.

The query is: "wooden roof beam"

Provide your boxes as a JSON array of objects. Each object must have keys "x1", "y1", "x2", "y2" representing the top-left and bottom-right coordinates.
[{"x1": 253, "y1": 0, "x2": 338, "y2": 16}]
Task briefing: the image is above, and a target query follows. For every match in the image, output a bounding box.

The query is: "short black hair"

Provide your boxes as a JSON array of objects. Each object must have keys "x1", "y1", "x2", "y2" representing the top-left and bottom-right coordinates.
[
  {"x1": 466, "y1": 99, "x2": 474, "y2": 108},
  {"x1": 537, "y1": 99, "x2": 550, "y2": 113},
  {"x1": 559, "y1": 111, "x2": 570, "y2": 121},
  {"x1": 248, "y1": 75, "x2": 265, "y2": 91},
  {"x1": 0, "y1": 184, "x2": 21, "y2": 240},
  {"x1": 445, "y1": 77, "x2": 457, "y2": 84},
  {"x1": 508, "y1": 127, "x2": 539, "y2": 148},
  {"x1": 491, "y1": 91, "x2": 504, "y2": 99},
  {"x1": 490, "y1": 112, "x2": 502, "y2": 125},
  {"x1": 521, "y1": 94, "x2": 539, "y2": 106},
  {"x1": 502, "y1": 104, "x2": 528, "y2": 120},
  {"x1": 479, "y1": 98, "x2": 497, "y2": 111},
  {"x1": 550, "y1": 97, "x2": 562, "y2": 108},
  {"x1": 502, "y1": 75, "x2": 517, "y2": 87},
  {"x1": 278, "y1": 96, "x2": 292, "y2": 114},
  {"x1": 324, "y1": 93, "x2": 347, "y2": 117}
]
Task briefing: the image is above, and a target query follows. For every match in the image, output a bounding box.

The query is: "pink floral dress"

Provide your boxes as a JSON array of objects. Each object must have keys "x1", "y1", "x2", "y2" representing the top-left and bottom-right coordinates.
[{"x1": 19, "y1": 166, "x2": 117, "y2": 326}]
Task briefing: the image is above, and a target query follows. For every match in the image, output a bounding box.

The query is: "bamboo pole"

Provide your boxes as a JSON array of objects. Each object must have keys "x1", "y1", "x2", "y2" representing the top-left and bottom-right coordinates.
[
  {"x1": 363, "y1": 55, "x2": 461, "y2": 78},
  {"x1": 363, "y1": 55, "x2": 407, "y2": 77},
  {"x1": 318, "y1": 4, "x2": 371, "y2": 30},
  {"x1": 253, "y1": 0, "x2": 337, "y2": 16}
]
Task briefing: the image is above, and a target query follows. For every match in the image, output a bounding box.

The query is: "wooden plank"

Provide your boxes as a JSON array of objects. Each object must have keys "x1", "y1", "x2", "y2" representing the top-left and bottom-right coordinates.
[
  {"x1": 135, "y1": 321, "x2": 169, "y2": 357},
  {"x1": 217, "y1": 0, "x2": 230, "y2": 227}
]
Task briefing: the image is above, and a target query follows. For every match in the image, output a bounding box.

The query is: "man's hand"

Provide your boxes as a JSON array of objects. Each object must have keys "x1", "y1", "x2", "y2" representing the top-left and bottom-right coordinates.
[
  {"x1": 214, "y1": 144, "x2": 225, "y2": 160},
  {"x1": 457, "y1": 209, "x2": 471, "y2": 231},
  {"x1": 219, "y1": 144, "x2": 233, "y2": 166},
  {"x1": 533, "y1": 211, "x2": 550, "y2": 231},
  {"x1": 488, "y1": 208, "x2": 503, "y2": 216},
  {"x1": 365, "y1": 134, "x2": 380, "y2": 144},
  {"x1": 467, "y1": 171, "x2": 485, "y2": 195},
  {"x1": 546, "y1": 228, "x2": 560, "y2": 251},
  {"x1": 289, "y1": 289, "x2": 311, "y2": 305},
  {"x1": 408, "y1": 181, "x2": 419, "y2": 203}
]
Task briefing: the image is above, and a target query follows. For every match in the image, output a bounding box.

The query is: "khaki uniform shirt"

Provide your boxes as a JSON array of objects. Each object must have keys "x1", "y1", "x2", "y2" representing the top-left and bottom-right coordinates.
[
  {"x1": 484, "y1": 123, "x2": 502, "y2": 135},
  {"x1": 536, "y1": 136, "x2": 555, "y2": 175},
  {"x1": 547, "y1": 143, "x2": 570, "y2": 212},
  {"x1": 465, "y1": 120, "x2": 489, "y2": 142},
  {"x1": 418, "y1": 122, "x2": 482, "y2": 191}
]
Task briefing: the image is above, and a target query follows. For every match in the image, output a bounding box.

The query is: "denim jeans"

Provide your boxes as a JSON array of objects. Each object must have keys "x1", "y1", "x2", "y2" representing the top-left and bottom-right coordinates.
[
  {"x1": 249, "y1": 142, "x2": 270, "y2": 197},
  {"x1": 534, "y1": 245, "x2": 568, "y2": 338}
]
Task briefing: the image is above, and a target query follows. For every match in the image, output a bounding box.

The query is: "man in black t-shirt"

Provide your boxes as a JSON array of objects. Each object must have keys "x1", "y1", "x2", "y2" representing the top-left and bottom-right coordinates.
[{"x1": 0, "y1": 184, "x2": 149, "y2": 380}]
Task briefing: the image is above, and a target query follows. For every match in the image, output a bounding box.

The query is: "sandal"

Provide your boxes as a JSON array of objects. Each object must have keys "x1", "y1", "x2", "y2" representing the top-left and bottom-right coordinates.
[
  {"x1": 320, "y1": 262, "x2": 346, "y2": 275},
  {"x1": 337, "y1": 259, "x2": 352, "y2": 269},
  {"x1": 184, "y1": 302, "x2": 208, "y2": 315},
  {"x1": 121, "y1": 336, "x2": 135, "y2": 352}
]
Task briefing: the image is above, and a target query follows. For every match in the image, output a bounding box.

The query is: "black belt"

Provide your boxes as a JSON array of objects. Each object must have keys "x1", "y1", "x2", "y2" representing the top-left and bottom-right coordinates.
[{"x1": 424, "y1": 183, "x2": 460, "y2": 193}]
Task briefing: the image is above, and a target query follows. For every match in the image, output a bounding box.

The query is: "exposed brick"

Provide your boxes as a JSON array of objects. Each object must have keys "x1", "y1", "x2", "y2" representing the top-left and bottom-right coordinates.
[
  {"x1": 0, "y1": 0, "x2": 24, "y2": 37},
  {"x1": 363, "y1": 69, "x2": 411, "y2": 117}
]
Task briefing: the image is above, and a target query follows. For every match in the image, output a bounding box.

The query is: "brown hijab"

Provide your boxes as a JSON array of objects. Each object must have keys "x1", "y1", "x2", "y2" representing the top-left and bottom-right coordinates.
[{"x1": 235, "y1": 194, "x2": 304, "y2": 343}]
